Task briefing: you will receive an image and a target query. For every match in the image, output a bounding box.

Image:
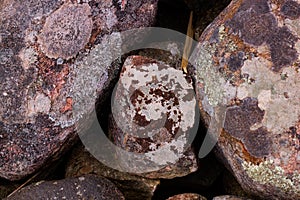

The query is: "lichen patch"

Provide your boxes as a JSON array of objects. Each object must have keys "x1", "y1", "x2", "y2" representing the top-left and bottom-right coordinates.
[
  {"x1": 238, "y1": 57, "x2": 300, "y2": 134},
  {"x1": 38, "y1": 3, "x2": 93, "y2": 59},
  {"x1": 115, "y1": 56, "x2": 196, "y2": 137},
  {"x1": 243, "y1": 160, "x2": 300, "y2": 195},
  {"x1": 27, "y1": 93, "x2": 51, "y2": 117},
  {"x1": 18, "y1": 47, "x2": 38, "y2": 70}
]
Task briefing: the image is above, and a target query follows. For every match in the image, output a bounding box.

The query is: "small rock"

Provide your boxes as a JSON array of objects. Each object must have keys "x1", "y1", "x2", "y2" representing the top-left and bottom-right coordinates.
[
  {"x1": 167, "y1": 193, "x2": 207, "y2": 200},
  {"x1": 4, "y1": 175, "x2": 124, "y2": 200},
  {"x1": 65, "y1": 142, "x2": 160, "y2": 200},
  {"x1": 109, "y1": 55, "x2": 198, "y2": 179},
  {"x1": 212, "y1": 195, "x2": 251, "y2": 200}
]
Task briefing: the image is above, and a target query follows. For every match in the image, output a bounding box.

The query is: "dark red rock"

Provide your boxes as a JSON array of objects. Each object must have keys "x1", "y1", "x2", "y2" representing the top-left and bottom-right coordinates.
[
  {"x1": 109, "y1": 55, "x2": 198, "y2": 179},
  {"x1": 0, "y1": 0, "x2": 158, "y2": 181},
  {"x1": 4, "y1": 174, "x2": 125, "y2": 200},
  {"x1": 193, "y1": 0, "x2": 300, "y2": 199}
]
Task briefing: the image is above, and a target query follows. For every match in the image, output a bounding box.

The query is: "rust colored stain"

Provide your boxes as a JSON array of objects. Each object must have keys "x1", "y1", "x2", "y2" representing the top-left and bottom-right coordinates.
[{"x1": 60, "y1": 97, "x2": 73, "y2": 113}]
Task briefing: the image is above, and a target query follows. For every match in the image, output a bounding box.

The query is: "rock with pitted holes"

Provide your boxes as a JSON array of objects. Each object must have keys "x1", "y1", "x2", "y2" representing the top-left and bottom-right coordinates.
[
  {"x1": 0, "y1": 0, "x2": 158, "y2": 181},
  {"x1": 167, "y1": 193, "x2": 207, "y2": 200},
  {"x1": 109, "y1": 55, "x2": 198, "y2": 179},
  {"x1": 65, "y1": 142, "x2": 160, "y2": 200},
  {"x1": 193, "y1": 0, "x2": 300, "y2": 199},
  {"x1": 4, "y1": 174, "x2": 125, "y2": 200}
]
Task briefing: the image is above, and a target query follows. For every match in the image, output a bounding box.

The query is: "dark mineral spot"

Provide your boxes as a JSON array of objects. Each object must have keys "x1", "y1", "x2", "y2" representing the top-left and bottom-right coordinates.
[
  {"x1": 241, "y1": 13, "x2": 276, "y2": 46},
  {"x1": 224, "y1": 98, "x2": 271, "y2": 157},
  {"x1": 224, "y1": 98, "x2": 265, "y2": 138},
  {"x1": 281, "y1": 0, "x2": 300, "y2": 19},
  {"x1": 243, "y1": 127, "x2": 271, "y2": 157},
  {"x1": 228, "y1": 0, "x2": 298, "y2": 72},
  {"x1": 227, "y1": 52, "x2": 244, "y2": 72},
  {"x1": 267, "y1": 26, "x2": 298, "y2": 71}
]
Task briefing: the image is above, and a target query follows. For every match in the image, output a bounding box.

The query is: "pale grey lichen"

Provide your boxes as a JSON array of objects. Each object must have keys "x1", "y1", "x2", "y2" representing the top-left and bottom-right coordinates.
[
  {"x1": 145, "y1": 135, "x2": 187, "y2": 165},
  {"x1": 113, "y1": 56, "x2": 196, "y2": 135},
  {"x1": 18, "y1": 47, "x2": 38, "y2": 70},
  {"x1": 50, "y1": 32, "x2": 122, "y2": 128},
  {"x1": 242, "y1": 160, "x2": 300, "y2": 195},
  {"x1": 27, "y1": 92, "x2": 51, "y2": 117},
  {"x1": 194, "y1": 42, "x2": 236, "y2": 108},
  {"x1": 237, "y1": 57, "x2": 300, "y2": 134}
]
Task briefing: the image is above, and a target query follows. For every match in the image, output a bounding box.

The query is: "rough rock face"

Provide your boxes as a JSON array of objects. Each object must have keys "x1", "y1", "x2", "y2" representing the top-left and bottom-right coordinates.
[
  {"x1": 4, "y1": 175, "x2": 125, "y2": 200},
  {"x1": 65, "y1": 143, "x2": 160, "y2": 200},
  {"x1": 109, "y1": 55, "x2": 198, "y2": 179},
  {"x1": 193, "y1": 0, "x2": 300, "y2": 199},
  {"x1": 0, "y1": 0, "x2": 158, "y2": 181},
  {"x1": 212, "y1": 196, "x2": 250, "y2": 200},
  {"x1": 167, "y1": 193, "x2": 207, "y2": 200}
]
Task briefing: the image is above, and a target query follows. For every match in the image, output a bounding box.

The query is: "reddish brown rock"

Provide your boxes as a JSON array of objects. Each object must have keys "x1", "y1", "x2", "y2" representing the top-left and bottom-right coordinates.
[
  {"x1": 109, "y1": 55, "x2": 198, "y2": 179},
  {"x1": 167, "y1": 193, "x2": 207, "y2": 200},
  {"x1": 193, "y1": 0, "x2": 300, "y2": 199},
  {"x1": 0, "y1": 0, "x2": 158, "y2": 181},
  {"x1": 4, "y1": 175, "x2": 125, "y2": 200}
]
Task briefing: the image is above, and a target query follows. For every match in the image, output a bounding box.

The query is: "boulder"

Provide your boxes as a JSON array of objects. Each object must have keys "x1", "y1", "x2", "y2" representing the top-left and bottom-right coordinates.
[
  {"x1": 4, "y1": 175, "x2": 124, "y2": 200},
  {"x1": 0, "y1": 0, "x2": 158, "y2": 181},
  {"x1": 108, "y1": 55, "x2": 199, "y2": 178},
  {"x1": 193, "y1": 0, "x2": 300, "y2": 199}
]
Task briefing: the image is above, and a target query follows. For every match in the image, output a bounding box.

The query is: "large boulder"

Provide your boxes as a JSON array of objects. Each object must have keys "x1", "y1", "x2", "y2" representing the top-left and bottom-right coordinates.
[
  {"x1": 193, "y1": 0, "x2": 300, "y2": 199},
  {"x1": 0, "y1": 0, "x2": 158, "y2": 181}
]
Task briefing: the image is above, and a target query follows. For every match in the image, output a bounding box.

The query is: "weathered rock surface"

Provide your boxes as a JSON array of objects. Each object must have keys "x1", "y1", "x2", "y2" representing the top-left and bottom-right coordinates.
[
  {"x1": 109, "y1": 55, "x2": 198, "y2": 179},
  {"x1": 212, "y1": 195, "x2": 251, "y2": 200},
  {"x1": 0, "y1": 0, "x2": 158, "y2": 181},
  {"x1": 193, "y1": 0, "x2": 300, "y2": 199},
  {"x1": 65, "y1": 142, "x2": 159, "y2": 200},
  {"x1": 4, "y1": 174, "x2": 125, "y2": 200},
  {"x1": 167, "y1": 193, "x2": 207, "y2": 200}
]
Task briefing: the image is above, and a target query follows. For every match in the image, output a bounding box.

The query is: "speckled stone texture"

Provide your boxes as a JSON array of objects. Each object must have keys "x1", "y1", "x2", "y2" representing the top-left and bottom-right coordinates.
[
  {"x1": 65, "y1": 142, "x2": 160, "y2": 200},
  {"x1": 109, "y1": 55, "x2": 198, "y2": 179},
  {"x1": 193, "y1": 0, "x2": 300, "y2": 199},
  {"x1": 212, "y1": 195, "x2": 250, "y2": 200},
  {"x1": 0, "y1": 0, "x2": 158, "y2": 181},
  {"x1": 4, "y1": 174, "x2": 125, "y2": 200},
  {"x1": 167, "y1": 193, "x2": 207, "y2": 200}
]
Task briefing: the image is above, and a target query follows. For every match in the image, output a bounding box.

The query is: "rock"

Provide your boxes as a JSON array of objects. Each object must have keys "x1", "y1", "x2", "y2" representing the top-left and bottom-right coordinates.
[
  {"x1": 0, "y1": 0, "x2": 158, "y2": 181},
  {"x1": 65, "y1": 142, "x2": 159, "y2": 200},
  {"x1": 167, "y1": 193, "x2": 207, "y2": 200},
  {"x1": 4, "y1": 174, "x2": 124, "y2": 200},
  {"x1": 212, "y1": 195, "x2": 251, "y2": 200},
  {"x1": 109, "y1": 55, "x2": 198, "y2": 179},
  {"x1": 193, "y1": 0, "x2": 300, "y2": 199}
]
